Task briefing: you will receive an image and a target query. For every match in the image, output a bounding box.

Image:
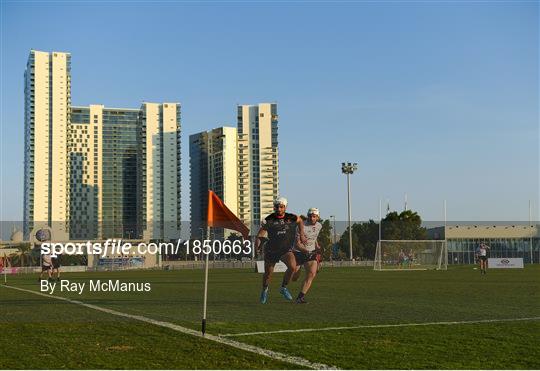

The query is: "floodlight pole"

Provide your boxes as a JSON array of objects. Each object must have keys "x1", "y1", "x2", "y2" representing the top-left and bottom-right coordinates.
[
  {"x1": 347, "y1": 173, "x2": 352, "y2": 261},
  {"x1": 529, "y1": 200, "x2": 533, "y2": 264},
  {"x1": 330, "y1": 215, "x2": 336, "y2": 262},
  {"x1": 341, "y1": 162, "x2": 358, "y2": 261}
]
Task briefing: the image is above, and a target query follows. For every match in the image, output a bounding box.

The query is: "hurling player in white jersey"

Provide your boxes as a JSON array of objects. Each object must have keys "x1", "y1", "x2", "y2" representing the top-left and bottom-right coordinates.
[{"x1": 292, "y1": 208, "x2": 323, "y2": 304}]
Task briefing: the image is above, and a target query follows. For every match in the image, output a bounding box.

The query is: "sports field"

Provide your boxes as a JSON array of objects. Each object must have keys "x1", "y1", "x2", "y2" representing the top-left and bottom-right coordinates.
[{"x1": 1, "y1": 265, "x2": 539, "y2": 369}]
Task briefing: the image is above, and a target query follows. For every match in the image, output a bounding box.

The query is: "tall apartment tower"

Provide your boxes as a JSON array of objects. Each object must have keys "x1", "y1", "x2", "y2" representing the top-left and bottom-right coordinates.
[
  {"x1": 189, "y1": 126, "x2": 238, "y2": 238},
  {"x1": 24, "y1": 50, "x2": 71, "y2": 240},
  {"x1": 70, "y1": 103, "x2": 181, "y2": 241},
  {"x1": 70, "y1": 105, "x2": 139, "y2": 239},
  {"x1": 237, "y1": 103, "x2": 279, "y2": 226},
  {"x1": 23, "y1": 50, "x2": 181, "y2": 241},
  {"x1": 138, "y1": 103, "x2": 182, "y2": 241}
]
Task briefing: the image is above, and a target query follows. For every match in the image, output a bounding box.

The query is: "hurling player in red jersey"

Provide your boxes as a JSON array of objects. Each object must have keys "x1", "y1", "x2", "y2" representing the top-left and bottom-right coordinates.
[{"x1": 255, "y1": 197, "x2": 307, "y2": 304}]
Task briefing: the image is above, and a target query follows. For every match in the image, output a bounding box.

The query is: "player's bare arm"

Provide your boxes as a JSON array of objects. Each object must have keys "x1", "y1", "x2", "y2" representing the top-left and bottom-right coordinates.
[
  {"x1": 314, "y1": 240, "x2": 322, "y2": 253},
  {"x1": 255, "y1": 226, "x2": 267, "y2": 253},
  {"x1": 296, "y1": 216, "x2": 308, "y2": 244},
  {"x1": 295, "y1": 233, "x2": 310, "y2": 254}
]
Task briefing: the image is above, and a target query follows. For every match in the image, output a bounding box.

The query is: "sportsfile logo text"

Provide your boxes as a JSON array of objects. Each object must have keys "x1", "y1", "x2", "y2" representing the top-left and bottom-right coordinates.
[{"x1": 40, "y1": 239, "x2": 253, "y2": 258}]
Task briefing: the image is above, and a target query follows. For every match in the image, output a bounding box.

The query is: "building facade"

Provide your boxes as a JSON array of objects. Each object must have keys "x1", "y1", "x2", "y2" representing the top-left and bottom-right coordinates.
[
  {"x1": 24, "y1": 50, "x2": 71, "y2": 240},
  {"x1": 138, "y1": 103, "x2": 182, "y2": 241},
  {"x1": 189, "y1": 103, "x2": 279, "y2": 238},
  {"x1": 24, "y1": 50, "x2": 181, "y2": 241},
  {"x1": 70, "y1": 105, "x2": 141, "y2": 239},
  {"x1": 190, "y1": 126, "x2": 238, "y2": 238},
  {"x1": 237, "y1": 103, "x2": 279, "y2": 227},
  {"x1": 428, "y1": 225, "x2": 540, "y2": 264}
]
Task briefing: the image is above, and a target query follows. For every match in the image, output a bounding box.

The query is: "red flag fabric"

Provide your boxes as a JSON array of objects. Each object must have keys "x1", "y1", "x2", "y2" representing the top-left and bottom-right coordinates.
[{"x1": 207, "y1": 190, "x2": 250, "y2": 239}]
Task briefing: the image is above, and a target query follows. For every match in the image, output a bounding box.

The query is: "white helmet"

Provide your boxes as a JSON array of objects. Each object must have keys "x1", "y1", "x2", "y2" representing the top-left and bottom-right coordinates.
[
  {"x1": 274, "y1": 197, "x2": 288, "y2": 207},
  {"x1": 307, "y1": 207, "x2": 320, "y2": 216}
]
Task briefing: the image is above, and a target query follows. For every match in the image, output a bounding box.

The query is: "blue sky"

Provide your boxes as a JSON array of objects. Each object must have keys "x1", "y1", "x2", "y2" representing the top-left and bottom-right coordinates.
[{"x1": 1, "y1": 1, "x2": 538, "y2": 223}]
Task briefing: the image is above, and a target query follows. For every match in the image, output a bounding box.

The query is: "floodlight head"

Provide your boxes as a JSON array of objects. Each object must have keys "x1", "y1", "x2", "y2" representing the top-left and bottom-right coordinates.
[{"x1": 341, "y1": 161, "x2": 358, "y2": 174}]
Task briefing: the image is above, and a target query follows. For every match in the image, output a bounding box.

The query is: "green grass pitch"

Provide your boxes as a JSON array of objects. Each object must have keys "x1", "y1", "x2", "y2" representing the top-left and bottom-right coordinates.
[{"x1": 1, "y1": 265, "x2": 539, "y2": 369}]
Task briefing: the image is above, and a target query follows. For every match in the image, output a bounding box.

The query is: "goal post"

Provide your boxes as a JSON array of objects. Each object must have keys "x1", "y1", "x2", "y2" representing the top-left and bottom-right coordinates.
[{"x1": 374, "y1": 240, "x2": 448, "y2": 271}]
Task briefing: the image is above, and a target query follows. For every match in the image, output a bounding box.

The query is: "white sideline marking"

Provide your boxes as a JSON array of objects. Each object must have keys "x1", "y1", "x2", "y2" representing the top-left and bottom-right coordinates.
[
  {"x1": 220, "y1": 316, "x2": 540, "y2": 337},
  {"x1": 2, "y1": 285, "x2": 336, "y2": 370}
]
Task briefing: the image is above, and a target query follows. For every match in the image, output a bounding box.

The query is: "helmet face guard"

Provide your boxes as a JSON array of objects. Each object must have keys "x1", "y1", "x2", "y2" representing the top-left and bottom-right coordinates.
[
  {"x1": 307, "y1": 208, "x2": 320, "y2": 217},
  {"x1": 274, "y1": 197, "x2": 288, "y2": 207}
]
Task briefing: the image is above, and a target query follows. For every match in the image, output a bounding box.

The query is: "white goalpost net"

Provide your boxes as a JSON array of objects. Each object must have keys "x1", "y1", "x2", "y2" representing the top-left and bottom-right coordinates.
[{"x1": 374, "y1": 240, "x2": 448, "y2": 270}]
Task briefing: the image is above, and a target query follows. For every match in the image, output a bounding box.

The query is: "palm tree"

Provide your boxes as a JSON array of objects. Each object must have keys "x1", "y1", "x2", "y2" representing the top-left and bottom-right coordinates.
[{"x1": 9, "y1": 243, "x2": 36, "y2": 267}]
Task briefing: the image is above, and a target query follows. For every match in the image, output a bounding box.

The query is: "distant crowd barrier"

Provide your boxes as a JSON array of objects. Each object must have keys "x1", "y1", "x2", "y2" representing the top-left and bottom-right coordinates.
[
  {"x1": 162, "y1": 259, "x2": 373, "y2": 270},
  {"x1": 3, "y1": 260, "x2": 374, "y2": 274}
]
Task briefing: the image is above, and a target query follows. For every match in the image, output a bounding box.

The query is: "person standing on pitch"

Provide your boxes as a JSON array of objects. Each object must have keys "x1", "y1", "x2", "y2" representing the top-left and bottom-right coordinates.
[
  {"x1": 475, "y1": 242, "x2": 490, "y2": 274},
  {"x1": 292, "y1": 208, "x2": 323, "y2": 304},
  {"x1": 51, "y1": 254, "x2": 61, "y2": 282},
  {"x1": 35, "y1": 228, "x2": 53, "y2": 282},
  {"x1": 39, "y1": 252, "x2": 53, "y2": 282},
  {"x1": 255, "y1": 197, "x2": 307, "y2": 304}
]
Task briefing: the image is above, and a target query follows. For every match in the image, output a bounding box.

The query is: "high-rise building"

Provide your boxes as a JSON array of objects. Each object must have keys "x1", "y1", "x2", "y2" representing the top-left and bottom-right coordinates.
[
  {"x1": 138, "y1": 103, "x2": 182, "y2": 241},
  {"x1": 24, "y1": 50, "x2": 181, "y2": 241},
  {"x1": 70, "y1": 105, "x2": 140, "y2": 239},
  {"x1": 69, "y1": 105, "x2": 99, "y2": 240},
  {"x1": 69, "y1": 103, "x2": 181, "y2": 241},
  {"x1": 190, "y1": 126, "x2": 238, "y2": 238},
  {"x1": 189, "y1": 103, "x2": 279, "y2": 238},
  {"x1": 237, "y1": 103, "x2": 279, "y2": 226},
  {"x1": 24, "y1": 50, "x2": 71, "y2": 240}
]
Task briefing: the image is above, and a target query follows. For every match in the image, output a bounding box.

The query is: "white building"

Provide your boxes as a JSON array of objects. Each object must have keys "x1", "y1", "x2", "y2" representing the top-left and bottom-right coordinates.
[
  {"x1": 189, "y1": 103, "x2": 280, "y2": 237},
  {"x1": 24, "y1": 50, "x2": 71, "y2": 240},
  {"x1": 237, "y1": 103, "x2": 279, "y2": 227},
  {"x1": 138, "y1": 103, "x2": 182, "y2": 241},
  {"x1": 24, "y1": 50, "x2": 181, "y2": 241}
]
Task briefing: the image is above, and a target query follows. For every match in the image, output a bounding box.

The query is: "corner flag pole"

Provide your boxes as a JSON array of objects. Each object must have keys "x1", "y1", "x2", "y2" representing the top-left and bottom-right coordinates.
[
  {"x1": 202, "y1": 226, "x2": 210, "y2": 336},
  {"x1": 203, "y1": 190, "x2": 249, "y2": 335}
]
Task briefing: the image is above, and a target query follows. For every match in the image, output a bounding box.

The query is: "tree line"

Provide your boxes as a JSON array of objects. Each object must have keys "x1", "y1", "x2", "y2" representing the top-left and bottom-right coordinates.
[{"x1": 316, "y1": 210, "x2": 428, "y2": 261}]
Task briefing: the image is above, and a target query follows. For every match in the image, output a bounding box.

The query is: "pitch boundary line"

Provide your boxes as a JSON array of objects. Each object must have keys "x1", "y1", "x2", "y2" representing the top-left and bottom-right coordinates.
[
  {"x1": 220, "y1": 316, "x2": 540, "y2": 337},
  {"x1": 2, "y1": 285, "x2": 337, "y2": 370}
]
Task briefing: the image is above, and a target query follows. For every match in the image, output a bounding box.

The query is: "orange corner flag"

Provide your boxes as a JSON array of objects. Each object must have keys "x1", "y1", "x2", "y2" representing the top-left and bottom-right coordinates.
[{"x1": 207, "y1": 190, "x2": 250, "y2": 239}]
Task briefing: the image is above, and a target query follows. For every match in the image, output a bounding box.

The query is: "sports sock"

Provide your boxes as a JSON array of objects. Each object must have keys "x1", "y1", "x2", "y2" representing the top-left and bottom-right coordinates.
[{"x1": 297, "y1": 292, "x2": 305, "y2": 299}]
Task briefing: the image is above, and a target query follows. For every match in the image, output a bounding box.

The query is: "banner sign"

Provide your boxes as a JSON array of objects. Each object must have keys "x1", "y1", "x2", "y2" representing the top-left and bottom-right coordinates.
[
  {"x1": 0, "y1": 267, "x2": 19, "y2": 274},
  {"x1": 256, "y1": 260, "x2": 287, "y2": 273},
  {"x1": 488, "y1": 258, "x2": 524, "y2": 269},
  {"x1": 98, "y1": 256, "x2": 145, "y2": 268}
]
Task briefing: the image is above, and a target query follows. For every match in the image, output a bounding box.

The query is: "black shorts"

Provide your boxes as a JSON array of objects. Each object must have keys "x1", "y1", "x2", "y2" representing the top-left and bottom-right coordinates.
[
  {"x1": 41, "y1": 265, "x2": 51, "y2": 272},
  {"x1": 264, "y1": 248, "x2": 291, "y2": 265},
  {"x1": 293, "y1": 251, "x2": 319, "y2": 266},
  {"x1": 479, "y1": 256, "x2": 487, "y2": 262},
  {"x1": 52, "y1": 259, "x2": 60, "y2": 269}
]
